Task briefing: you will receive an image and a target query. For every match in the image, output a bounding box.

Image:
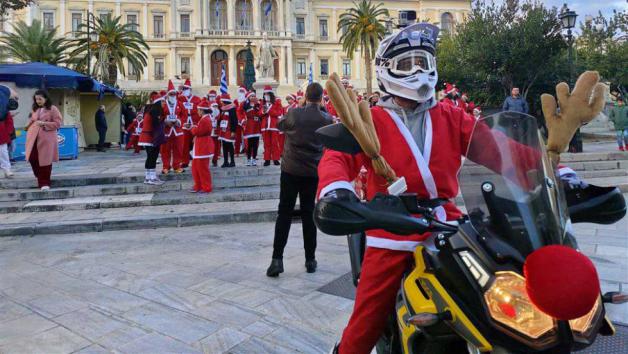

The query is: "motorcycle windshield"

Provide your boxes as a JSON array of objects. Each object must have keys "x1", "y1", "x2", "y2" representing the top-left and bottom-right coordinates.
[{"x1": 459, "y1": 112, "x2": 569, "y2": 259}]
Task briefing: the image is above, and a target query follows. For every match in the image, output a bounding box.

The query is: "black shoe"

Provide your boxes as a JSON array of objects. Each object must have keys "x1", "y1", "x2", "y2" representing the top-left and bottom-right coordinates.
[
  {"x1": 266, "y1": 259, "x2": 284, "y2": 277},
  {"x1": 212, "y1": 160, "x2": 218, "y2": 167},
  {"x1": 221, "y1": 162, "x2": 228, "y2": 168},
  {"x1": 229, "y1": 162, "x2": 236, "y2": 168},
  {"x1": 565, "y1": 182, "x2": 627, "y2": 224},
  {"x1": 305, "y1": 259, "x2": 317, "y2": 273},
  {"x1": 273, "y1": 160, "x2": 280, "y2": 166},
  {"x1": 263, "y1": 160, "x2": 271, "y2": 166}
]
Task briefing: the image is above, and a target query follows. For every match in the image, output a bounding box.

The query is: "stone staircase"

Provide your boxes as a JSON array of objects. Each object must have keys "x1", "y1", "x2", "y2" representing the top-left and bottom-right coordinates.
[{"x1": 0, "y1": 151, "x2": 626, "y2": 237}]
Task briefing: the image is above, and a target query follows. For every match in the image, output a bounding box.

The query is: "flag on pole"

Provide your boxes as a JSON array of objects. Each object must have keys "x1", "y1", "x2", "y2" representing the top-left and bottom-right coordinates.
[
  {"x1": 308, "y1": 62, "x2": 313, "y2": 85},
  {"x1": 220, "y1": 64, "x2": 228, "y2": 94},
  {"x1": 264, "y1": 1, "x2": 272, "y2": 17}
]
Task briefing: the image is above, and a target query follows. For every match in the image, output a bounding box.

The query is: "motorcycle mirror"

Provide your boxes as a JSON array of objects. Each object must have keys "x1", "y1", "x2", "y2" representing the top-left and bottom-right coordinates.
[{"x1": 316, "y1": 123, "x2": 363, "y2": 155}]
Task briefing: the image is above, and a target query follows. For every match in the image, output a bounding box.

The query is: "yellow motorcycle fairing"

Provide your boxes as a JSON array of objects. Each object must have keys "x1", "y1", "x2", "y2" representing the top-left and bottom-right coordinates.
[{"x1": 395, "y1": 246, "x2": 493, "y2": 353}]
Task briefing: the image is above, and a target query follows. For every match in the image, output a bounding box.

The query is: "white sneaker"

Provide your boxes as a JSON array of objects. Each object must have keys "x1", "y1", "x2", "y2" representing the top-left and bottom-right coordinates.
[
  {"x1": 3, "y1": 169, "x2": 13, "y2": 179},
  {"x1": 252, "y1": 159, "x2": 257, "y2": 166},
  {"x1": 143, "y1": 178, "x2": 152, "y2": 185},
  {"x1": 41, "y1": 186, "x2": 50, "y2": 191},
  {"x1": 245, "y1": 159, "x2": 252, "y2": 166},
  {"x1": 148, "y1": 178, "x2": 165, "y2": 186}
]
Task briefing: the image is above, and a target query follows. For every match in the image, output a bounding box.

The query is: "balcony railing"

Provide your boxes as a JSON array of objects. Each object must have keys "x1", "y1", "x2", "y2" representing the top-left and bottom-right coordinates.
[
  {"x1": 176, "y1": 31, "x2": 193, "y2": 38},
  {"x1": 319, "y1": 35, "x2": 329, "y2": 41},
  {"x1": 151, "y1": 33, "x2": 165, "y2": 39},
  {"x1": 207, "y1": 29, "x2": 229, "y2": 36},
  {"x1": 266, "y1": 30, "x2": 281, "y2": 38},
  {"x1": 235, "y1": 30, "x2": 254, "y2": 36},
  {"x1": 154, "y1": 74, "x2": 165, "y2": 80},
  {"x1": 295, "y1": 33, "x2": 306, "y2": 40}
]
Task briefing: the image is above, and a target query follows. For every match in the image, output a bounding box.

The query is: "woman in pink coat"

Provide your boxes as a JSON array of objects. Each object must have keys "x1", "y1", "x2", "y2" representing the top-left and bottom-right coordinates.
[{"x1": 25, "y1": 90, "x2": 62, "y2": 190}]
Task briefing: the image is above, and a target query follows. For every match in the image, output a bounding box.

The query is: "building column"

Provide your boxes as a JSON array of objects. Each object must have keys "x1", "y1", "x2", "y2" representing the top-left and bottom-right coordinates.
[
  {"x1": 88, "y1": 0, "x2": 93, "y2": 13},
  {"x1": 197, "y1": 0, "x2": 203, "y2": 35},
  {"x1": 277, "y1": 0, "x2": 284, "y2": 33},
  {"x1": 228, "y1": 46, "x2": 236, "y2": 87},
  {"x1": 309, "y1": 48, "x2": 316, "y2": 81},
  {"x1": 284, "y1": 0, "x2": 291, "y2": 36},
  {"x1": 194, "y1": 45, "x2": 202, "y2": 86},
  {"x1": 169, "y1": 46, "x2": 177, "y2": 79},
  {"x1": 332, "y1": 8, "x2": 337, "y2": 42},
  {"x1": 169, "y1": 0, "x2": 177, "y2": 39},
  {"x1": 142, "y1": 3, "x2": 148, "y2": 37},
  {"x1": 59, "y1": 0, "x2": 67, "y2": 33},
  {"x1": 115, "y1": 0, "x2": 121, "y2": 17},
  {"x1": 279, "y1": 46, "x2": 286, "y2": 84},
  {"x1": 354, "y1": 56, "x2": 361, "y2": 80},
  {"x1": 252, "y1": 0, "x2": 260, "y2": 35},
  {"x1": 227, "y1": 0, "x2": 235, "y2": 35},
  {"x1": 205, "y1": 46, "x2": 212, "y2": 85},
  {"x1": 287, "y1": 45, "x2": 294, "y2": 86},
  {"x1": 333, "y1": 50, "x2": 339, "y2": 76}
]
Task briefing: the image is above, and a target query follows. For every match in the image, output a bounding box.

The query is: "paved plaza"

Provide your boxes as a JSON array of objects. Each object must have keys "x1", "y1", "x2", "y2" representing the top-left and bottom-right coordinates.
[{"x1": 0, "y1": 214, "x2": 627, "y2": 353}]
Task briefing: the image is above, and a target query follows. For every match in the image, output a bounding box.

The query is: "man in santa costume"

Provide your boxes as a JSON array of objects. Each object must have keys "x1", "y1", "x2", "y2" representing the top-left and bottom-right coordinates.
[
  {"x1": 235, "y1": 86, "x2": 248, "y2": 156},
  {"x1": 207, "y1": 89, "x2": 218, "y2": 105},
  {"x1": 218, "y1": 93, "x2": 238, "y2": 167},
  {"x1": 260, "y1": 85, "x2": 283, "y2": 166},
  {"x1": 160, "y1": 80, "x2": 186, "y2": 174},
  {"x1": 440, "y1": 82, "x2": 459, "y2": 107},
  {"x1": 125, "y1": 108, "x2": 143, "y2": 154},
  {"x1": 190, "y1": 99, "x2": 214, "y2": 193},
  {"x1": 242, "y1": 91, "x2": 262, "y2": 166},
  {"x1": 209, "y1": 102, "x2": 222, "y2": 167},
  {"x1": 179, "y1": 79, "x2": 202, "y2": 168}
]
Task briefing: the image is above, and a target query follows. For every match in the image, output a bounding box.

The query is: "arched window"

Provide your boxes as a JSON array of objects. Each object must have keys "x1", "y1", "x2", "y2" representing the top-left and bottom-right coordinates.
[
  {"x1": 441, "y1": 12, "x2": 454, "y2": 34},
  {"x1": 211, "y1": 49, "x2": 229, "y2": 86},
  {"x1": 236, "y1": 50, "x2": 249, "y2": 86},
  {"x1": 210, "y1": 0, "x2": 228, "y2": 30},
  {"x1": 261, "y1": 0, "x2": 277, "y2": 32},
  {"x1": 236, "y1": 0, "x2": 252, "y2": 31}
]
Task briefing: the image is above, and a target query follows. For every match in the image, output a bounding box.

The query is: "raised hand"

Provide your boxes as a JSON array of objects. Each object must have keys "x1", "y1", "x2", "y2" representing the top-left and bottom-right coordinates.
[{"x1": 541, "y1": 71, "x2": 608, "y2": 163}]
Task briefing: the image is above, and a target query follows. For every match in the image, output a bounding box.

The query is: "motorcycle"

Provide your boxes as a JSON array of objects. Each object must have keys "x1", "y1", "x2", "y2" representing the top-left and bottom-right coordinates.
[{"x1": 314, "y1": 112, "x2": 627, "y2": 353}]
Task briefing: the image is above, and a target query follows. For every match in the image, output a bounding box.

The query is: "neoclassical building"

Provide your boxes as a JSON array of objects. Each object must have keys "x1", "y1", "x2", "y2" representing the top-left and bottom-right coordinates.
[{"x1": 2, "y1": 0, "x2": 470, "y2": 95}]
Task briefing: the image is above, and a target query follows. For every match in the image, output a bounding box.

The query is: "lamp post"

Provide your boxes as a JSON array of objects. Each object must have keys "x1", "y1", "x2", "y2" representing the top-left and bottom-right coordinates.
[
  {"x1": 85, "y1": 12, "x2": 98, "y2": 77},
  {"x1": 560, "y1": 3, "x2": 580, "y2": 152}
]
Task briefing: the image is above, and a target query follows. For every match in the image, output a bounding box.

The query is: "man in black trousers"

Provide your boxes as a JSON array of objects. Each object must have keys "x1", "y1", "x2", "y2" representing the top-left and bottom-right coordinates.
[
  {"x1": 95, "y1": 105, "x2": 108, "y2": 152},
  {"x1": 266, "y1": 82, "x2": 334, "y2": 277}
]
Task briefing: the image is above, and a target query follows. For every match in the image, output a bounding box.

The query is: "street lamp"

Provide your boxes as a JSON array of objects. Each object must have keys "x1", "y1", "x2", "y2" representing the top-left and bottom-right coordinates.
[{"x1": 560, "y1": 4, "x2": 581, "y2": 152}]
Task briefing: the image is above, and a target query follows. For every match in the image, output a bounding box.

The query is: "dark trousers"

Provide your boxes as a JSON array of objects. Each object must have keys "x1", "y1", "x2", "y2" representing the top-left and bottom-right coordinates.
[
  {"x1": 222, "y1": 141, "x2": 234, "y2": 165},
  {"x1": 246, "y1": 137, "x2": 259, "y2": 159},
  {"x1": 272, "y1": 171, "x2": 318, "y2": 261},
  {"x1": 145, "y1": 145, "x2": 160, "y2": 169},
  {"x1": 28, "y1": 141, "x2": 52, "y2": 188},
  {"x1": 97, "y1": 128, "x2": 107, "y2": 150}
]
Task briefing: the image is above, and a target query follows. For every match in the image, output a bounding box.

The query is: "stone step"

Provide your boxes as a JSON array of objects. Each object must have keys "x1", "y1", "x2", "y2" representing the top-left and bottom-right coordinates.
[
  {"x1": 560, "y1": 151, "x2": 628, "y2": 162},
  {"x1": 0, "y1": 165, "x2": 281, "y2": 189},
  {"x1": 0, "y1": 199, "x2": 284, "y2": 237},
  {"x1": 0, "y1": 186, "x2": 280, "y2": 214},
  {"x1": 0, "y1": 173, "x2": 280, "y2": 202}
]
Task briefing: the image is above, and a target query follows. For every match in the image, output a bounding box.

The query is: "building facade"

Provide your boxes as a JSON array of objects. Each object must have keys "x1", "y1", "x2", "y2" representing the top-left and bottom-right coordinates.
[{"x1": 2, "y1": 0, "x2": 470, "y2": 95}]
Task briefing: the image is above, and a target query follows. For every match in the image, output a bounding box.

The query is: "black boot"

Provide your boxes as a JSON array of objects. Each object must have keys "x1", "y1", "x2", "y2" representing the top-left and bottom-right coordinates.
[
  {"x1": 273, "y1": 160, "x2": 280, "y2": 166},
  {"x1": 305, "y1": 259, "x2": 317, "y2": 273},
  {"x1": 263, "y1": 160, "x2": 271, "y2": 166},
  {"x1": 212, "y1": 160, "x2": 218, "y2": 167},
  {"x1": 266, "y1": 259, "x2": 284, "y2": 277}
]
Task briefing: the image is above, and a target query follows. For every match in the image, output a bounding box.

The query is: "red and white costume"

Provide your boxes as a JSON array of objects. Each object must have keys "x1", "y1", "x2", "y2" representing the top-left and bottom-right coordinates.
[
  {"x1": 179, "y1": 79, "x2": 202, "y2": 167},
  {"x1": 243, "y1": 93, "x2": 262, "y2": 139},
  {"x1": 190, "y1": 105, "x2": 215, "y2": 193},
  {"x1": 160, "y1": 80, "x2": 186, "y2": 171},
  {"x1": 260, "y1": 86, "x2": 283, "y2": 161},
  {"x1": 218, "y1": 94, "x2": 237, "y2": 143},
  {"x1": 125, "y1": 113, "x2": 143, "y2": 153},
  {"x1": 138, "y1": 92, "x2": 165, "y2": 147},
  {"x1": 234, "y1": 86, "x2": 248, "y2": 155}
]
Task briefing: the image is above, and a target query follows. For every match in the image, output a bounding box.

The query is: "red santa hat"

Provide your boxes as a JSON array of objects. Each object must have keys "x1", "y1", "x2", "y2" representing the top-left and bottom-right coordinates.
[
  {"x1": 473, "y1": 106, "x2": 482, "y2": 115},
  {"x1": 286, "y1": 93, "x2": 296, "y2": 101},
  {"x1": 444, "y1": 83, "x2": 456, "y2": 95},
  {"x1": 220, "y1": 93, "x2": 232, "y2": 103},
  {"x1": 246, "y1": 91, "x2": 256, "y2": 100},
  {"x1": 150, "y1": 91, "x2": 162, "y2": 103},
  {"x1": 182, "y1": 79, "x2": 192, "y2": 89},
  {"x1": 159, "y1": 90, "x2": 167, "y2": 97},
  {"x1": 197, "y1": 98, "x2": 210, "y2": 110},
  {"x1": 208, "y1": 89, "x2": 217, "y2": 96},
  {"x1": 167, "y1": 80, "x2": 176, "y2": 94},
  {"x1": 238, "y1": 86, "x2": 247, "y2": 93},
  {"x1": 263, "y1": 85, "x2": 273, "y2": 94}
]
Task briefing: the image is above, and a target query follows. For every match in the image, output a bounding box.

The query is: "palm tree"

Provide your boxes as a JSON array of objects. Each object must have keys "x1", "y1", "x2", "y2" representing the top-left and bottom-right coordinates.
[
  {"x1": 338, "y1": 0, "x2": 389, "y2": 94},
  {"x1": 68, "y1": 15, "x2": 149, "y2": 86},
  {"x1": 0, "y1": 20, "x2": 67, "y2": 64}
]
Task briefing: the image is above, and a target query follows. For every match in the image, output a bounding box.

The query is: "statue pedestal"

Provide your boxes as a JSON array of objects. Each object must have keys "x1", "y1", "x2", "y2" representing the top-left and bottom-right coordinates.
[{"x1": 253, "y1": 79, "x2": 279, "y2": 97}]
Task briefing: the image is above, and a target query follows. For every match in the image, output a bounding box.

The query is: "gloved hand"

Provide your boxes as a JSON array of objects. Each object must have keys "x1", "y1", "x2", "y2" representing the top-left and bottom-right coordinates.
[{"x1": 324, "y1": 188, "x2": 360, "y2": 203}]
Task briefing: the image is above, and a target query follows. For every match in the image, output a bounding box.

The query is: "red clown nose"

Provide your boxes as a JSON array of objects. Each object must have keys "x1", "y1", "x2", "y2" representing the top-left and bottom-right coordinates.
[{"x1": 524, "y1": 245, "x2": 600, "y2": 320}]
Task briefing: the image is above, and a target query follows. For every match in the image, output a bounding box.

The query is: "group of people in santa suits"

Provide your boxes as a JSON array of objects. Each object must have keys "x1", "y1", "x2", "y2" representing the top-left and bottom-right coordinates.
[{"x1": 440, "y1": 82, "x2": 482, "y2": 119}]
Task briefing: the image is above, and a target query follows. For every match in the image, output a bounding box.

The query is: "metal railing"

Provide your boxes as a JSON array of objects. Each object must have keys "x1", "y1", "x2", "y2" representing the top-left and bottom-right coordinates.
[
  {"x1": 154, "y1": 74, "x2": 165, "y2": 80},
  {"x1": 151, "y1": 33, "x2": 165, "y2": 39},
  {"x1": 294, "y1": 33, "x2": 306, "y2": 40},
  {"x1": 234, "y1": 30, "x2": 254, "y2": 36},
  {"x1": 319, "y1": 35, "x2": 329, "y2": 41},
  {"x1": 207, "y1": 29, "x2": 229, "y2": 36}
]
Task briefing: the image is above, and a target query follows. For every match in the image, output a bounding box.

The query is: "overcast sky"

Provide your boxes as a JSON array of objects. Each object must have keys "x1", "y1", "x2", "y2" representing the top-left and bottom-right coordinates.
[{"x1": 491, "y1": 0, "x2": 627, "y2": 18}]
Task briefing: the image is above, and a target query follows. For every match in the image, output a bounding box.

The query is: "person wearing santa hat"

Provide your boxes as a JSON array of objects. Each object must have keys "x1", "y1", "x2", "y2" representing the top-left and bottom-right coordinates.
[
  {"x1": 260, "y1": 86, "x2": 283, "y2": 166},
  {"x1": 473, "y1": 105, "x2": 482, "y2": 119},
  {"x1": 160, "y1": 80, "x2": 186, "y2": 174},
  {"x1": 323, "y1": 90, "x2": 339, "y2": 122},
  {"x1": 235, "y1": 86, "x2": 248, "y2": 156},
  {"x1": 179, "y1": 79, "x2": 201, "y2": 168},
  {"x1": 209, "y1": 102, "x2": 221, "y2": 166},
  {"x1": 138, "y1": 92, "x2": 166, "y2": 185},
  {"x1": 189, "y1": 99, "x2": 214, "y2": 193},
  {"x1": 218, "y1": 93, "x2": 238, "y2": 167},
  {"x1": 207, "y1": 89, "x2": 218, "y2": 105},
  {"x1": 242, "y1": 91, "x2": 262, "y2": 166},
  {"x1": 441, "y1": 83, "x2": 458, "y2": 107},
  {"x1": 125, "y1": 108, "x2": 143, "y2": 154}
]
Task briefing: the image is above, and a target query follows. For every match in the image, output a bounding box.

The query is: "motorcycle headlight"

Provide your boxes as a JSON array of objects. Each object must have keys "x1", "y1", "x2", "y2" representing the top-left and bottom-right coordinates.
[
  {"x1": 569, "y1": 297, "x2": 601, "y2": 336},
  {"x1": 484, "y1": 271, "x2": 555, "y2": 339}
]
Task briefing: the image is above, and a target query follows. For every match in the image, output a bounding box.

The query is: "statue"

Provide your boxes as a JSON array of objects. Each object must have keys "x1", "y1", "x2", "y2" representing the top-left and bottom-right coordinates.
[{"x1": 256, "y1": 33, "x2": 278, "y2": 79}]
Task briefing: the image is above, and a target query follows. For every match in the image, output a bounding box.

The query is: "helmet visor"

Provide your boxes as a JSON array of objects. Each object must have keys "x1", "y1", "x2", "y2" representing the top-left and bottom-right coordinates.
[{"x1": 384, "y1": 50, "x2": 435, "y2": 76}]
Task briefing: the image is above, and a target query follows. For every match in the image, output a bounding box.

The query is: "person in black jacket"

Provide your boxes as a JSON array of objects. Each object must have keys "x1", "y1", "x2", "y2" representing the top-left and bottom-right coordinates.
[
  {"x1": 95, "y1": 105, "x2": 108, "y2": 152},
  {"x1": 266, "y1": 82, "x2": 334, "y2": 277},
  {"x1": 219, "y1": 95, "x2": 238, "y2": 167}
]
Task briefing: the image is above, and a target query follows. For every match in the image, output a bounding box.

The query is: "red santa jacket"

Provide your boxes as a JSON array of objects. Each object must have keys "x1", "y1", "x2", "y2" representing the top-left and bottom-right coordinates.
[
  {"x1": 162, "y1": 100, "x2": 185, "y2": 137},
  {"x1": 191, "y1": 114, "x2": 215, "y2": 159},
  {"x1": 260, "y1": 100, "x2": 283, "y2": 132},
  {"x1": 236, "y1": 100, "x2": 247, "y2": 127},
  {"x1": 179, "y1": 95, "x2": 201, "y2": 130},
  {"x1": 325, "y1": 100, "x2": 339, "y2": 122},
  {"x1": 138, "y1": 111, "x2": 162, "y2": 146},
  {"x1": 126, "y1": 118, "x2": 142, "y2": 136},
  {"x1": 218, "y1": 104, "x2": 238, "y2": 142},
  {"x1": 243, "y1": 102, "x2": 262, "y2": 138}
]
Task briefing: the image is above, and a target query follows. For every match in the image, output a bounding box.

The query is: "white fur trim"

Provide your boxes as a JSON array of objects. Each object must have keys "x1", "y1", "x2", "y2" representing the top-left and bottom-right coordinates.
[
  {"x1": 192, "y1": 154, "x2": 214, "y2": 159},
  {"x1": 558, "y1": 166, "x2": 576, "y2": 177},
  {"x1": 243, "y1": 133, "x2": 262, "y2": 138},
  {"x1": 318, "y1": 180, "x2": 356, "y2": 200},
  {"x1": 138, "y1": 142, "x2": 153, "y2": 147},
  {"x1": 366, "y1": 236, "x2": 420, "y2": 252}
]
